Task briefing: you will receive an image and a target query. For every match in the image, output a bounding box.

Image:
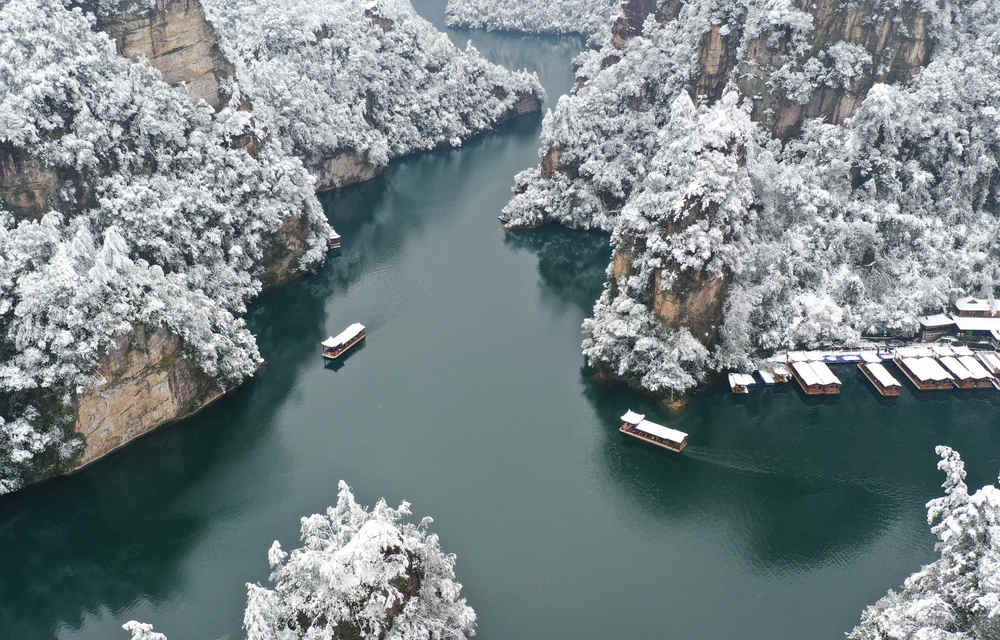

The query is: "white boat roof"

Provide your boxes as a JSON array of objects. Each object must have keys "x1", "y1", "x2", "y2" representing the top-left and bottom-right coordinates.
[
  {"x1": 329, "y1": 228, "x2": 341, "y2": 240},
  {"x1": 978, "y1": 352, "x2": 1000, "y2": 371},
  {"x1": 792, "y1": 361, "x2": 841, "y2": 387},
  {"x1": 729, "y1": 373, "x2": 755, "y2": 386},
  {"x1": 867, "y1": 362, "x2": 901, "y2": 388},
  {"x1": 771, "y1": 363, "x2": 790, "y2": 375},
  {"x1": 896, "y1": 345, "x2": 934, "y2": 358},
  {"x1": 620, "y1": 410, "x2": 645, "y2": 425},
  {"x1": 811, "y1": 361, "x2": 841, "y2": 386},
  {"x1": 866, "y1": 363, "x2": 900, "y2": 388},
  {"x1": 958, "y1": 355, "x2": 992, "y2": 380},
  {"x1": 903, "y1": 357, "x2": 952, "y2": 382},
  {"x1": 322, "y1": 323, "x2": 365, "y2": 348},
  {"x1": 955, "y1": 296, "x2": 999, "y2": 312},
  {"x1": 757, "y1": 369, "x2": 776, "y2": 384},
  {"x1": 939, "y1": 356, "x2": 972, "y2": 380},
  {"x1": 953, "y1": 345, "x2": 974, "y2": 356},
  {"x1": 919, "y1": 313, "x2": 955, "y2": 327},
  {"x1": 953, "y1": 316, "x2": 1000, "y2": 332},
  {"x1": 860, "y1": 351, "x2": 882, "y2": 363},
  {"x1": 931, "y1": 344, "x2": 955, "y2": 356},
  {"x1": 634, "y1": 419, "x2": 688, "y2": 444}
]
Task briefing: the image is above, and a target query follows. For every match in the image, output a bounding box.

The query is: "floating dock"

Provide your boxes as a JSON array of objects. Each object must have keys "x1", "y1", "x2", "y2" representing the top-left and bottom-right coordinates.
[{"x1": 619, "y1": 410, "x2": 688, "y2": 453}]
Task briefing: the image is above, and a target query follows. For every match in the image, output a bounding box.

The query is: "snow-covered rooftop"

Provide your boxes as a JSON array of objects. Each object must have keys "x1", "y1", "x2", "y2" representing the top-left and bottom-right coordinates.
[
  {"x1": 902, "y1": 357, "x2": 952, "y2": 382},
  {"x1": 729, "y1": 373, "x2": 756, "y2": 387},
  {"x1": 939, "y1": 356, "x2": 973, "y2": 380},
  {"x1": 977, "y1": 352, "x2": 1000, "y2": 373},
  {"x1": 620, "y1": 410, "x2": 645, "y2": 425},
  {"x1": 792, "y1": 361, "x2": 841, "y2": 387},
  {"x1": 861, "y1": 351, "x2": 882, "y2": 363},
  {"x1": 919, "y1": 314, "x2": 955, "y2": 328},
  {"x1": 322, "y1": 323, "x2": 365, "y2": 348},
  {"x1": 955, "y1": 296, "x2": 1000, "y2": 313},
  {"x1": 958, "y1": 355, "x2": 992, "y2": 380},
  {"x1": 867, "y1": 362, "x2": 901, "y2": 388},
  {"x1": 634, "y1": 419, "x2": 688, "y2": 444},
  {"x1": 953, "y1": 316, "x2": 1000, "y2": 332}
]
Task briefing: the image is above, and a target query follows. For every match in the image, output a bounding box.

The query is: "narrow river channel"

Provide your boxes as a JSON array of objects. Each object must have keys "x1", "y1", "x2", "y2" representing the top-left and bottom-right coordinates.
[{"x1": 2, "y1": 3, "x2": 1000, "y2": 639}]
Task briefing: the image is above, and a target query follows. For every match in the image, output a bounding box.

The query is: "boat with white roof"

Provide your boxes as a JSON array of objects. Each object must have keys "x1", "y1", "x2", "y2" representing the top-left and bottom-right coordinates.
[
  {"x1": 321, "y1": 323, "x2": 366, "y2": 360},
  {"x1": 619, "y1": 411, "x2": 688, "y2": 453},
  {"x1": 893, "y1": 352, "x2": 954, "y2": 390},
  {"x1": 858, "y1": 360, "x2": 902, "y2": 397},
  {"x1": 789, "y1": 360, "x2": 842, "y2": 395},
  {"x1": 728, "y1": 373, "x2": 756, "y2": 394}
]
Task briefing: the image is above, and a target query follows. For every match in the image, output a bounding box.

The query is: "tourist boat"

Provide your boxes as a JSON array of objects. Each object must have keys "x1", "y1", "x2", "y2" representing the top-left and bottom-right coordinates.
[
  {"x1": 789, "y1": 360, "x2": 842, "y2": 395},
  {"x1": 328, "y1": 229, "x2": 342, "y2": 250},
  {"x1": 770, "y1": 363, "x2": 792, "y2": 383},
  {"x1": 939, "y1": 355, "x2": 995, "y2": 389},
  {"x1": 976, "y1": 351, "x2": 1000, "y2": 375},
  {"x1": 321, "y1": 323, "x2": 366, "y2": 359},
  {"x1": 728, "y1": 372, "x2": 756, "y2": 393},
  {"x1": 858, "y1": 361, "x2": 902, "y2": 397},
  {"x1": 893, "y1": 354, "x2": 954, "y2": 390},
  {"x1": 619, "y1": 411, "x2": 688, "y2": 453}
]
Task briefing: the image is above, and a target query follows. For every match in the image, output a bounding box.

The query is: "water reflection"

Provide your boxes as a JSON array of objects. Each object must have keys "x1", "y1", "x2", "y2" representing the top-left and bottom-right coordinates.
[
  {"x1": 582, "y1": 373, "x2": 901, "y2": 575},
  {"x1": 504, "y1": 226, "x2": 610, "y2": 312}
]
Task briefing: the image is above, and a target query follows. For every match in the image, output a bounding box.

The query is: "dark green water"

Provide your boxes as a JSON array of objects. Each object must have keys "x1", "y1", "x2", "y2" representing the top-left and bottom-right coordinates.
[{"x1": 3, "y1": 4, "x2": 1000, "y2": 639}]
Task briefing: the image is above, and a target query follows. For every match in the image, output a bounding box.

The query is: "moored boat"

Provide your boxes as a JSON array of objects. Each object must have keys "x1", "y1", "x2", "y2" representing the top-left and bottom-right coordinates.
[
  {"x1": 619, "y1": 410, "x2": 688, "y2": 453},
  {"x1": 858, "y1": 361, "x2": 902, "y2": 397},
  {"x1": 322, "y1": 323, "x2": 366, "y2": 359},
  {"x1": 729, "y1": 372, "x2": 756, "y2": 393}
]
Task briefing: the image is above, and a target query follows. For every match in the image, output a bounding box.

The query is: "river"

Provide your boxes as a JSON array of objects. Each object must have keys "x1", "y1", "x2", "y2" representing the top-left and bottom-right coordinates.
[{"x1": 2, "y1": 3, "x2": 1000, "y2": 639}]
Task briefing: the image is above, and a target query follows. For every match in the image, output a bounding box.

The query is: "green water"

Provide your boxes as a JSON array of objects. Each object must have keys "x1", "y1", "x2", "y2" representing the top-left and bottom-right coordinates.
[{"x1": 3, "y1": 5, "x2": 1000, "y2": 639}]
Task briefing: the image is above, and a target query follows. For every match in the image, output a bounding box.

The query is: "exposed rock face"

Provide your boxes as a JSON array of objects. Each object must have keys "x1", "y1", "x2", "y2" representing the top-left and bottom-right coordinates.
[
  {"x1": 652, "y1": 269, "x2": 727, "y2": 344},
  {"x1": 736, "y1": 0, "x2": 931, "y2": 139},
  {"x1": 72, "y1": 325, "x2": 224, "y2": 468},
  {"x1": 311, "y1": 151, "x2": 385, "y2": 193},
  {"x1": 0, "y1": 144, "x2": 62, "y2": 220},
  {"x1": 612, "y1": 0, "x2": 931, "y2": 139},
  {"x1": 94, "y1": 0, "x2": 235, "y2": 110}
]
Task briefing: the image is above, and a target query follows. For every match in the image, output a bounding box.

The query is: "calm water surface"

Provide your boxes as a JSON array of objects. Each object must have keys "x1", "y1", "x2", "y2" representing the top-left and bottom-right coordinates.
[{"x1": 3, "y1": 3, "x2": 1000, "y2": 639}]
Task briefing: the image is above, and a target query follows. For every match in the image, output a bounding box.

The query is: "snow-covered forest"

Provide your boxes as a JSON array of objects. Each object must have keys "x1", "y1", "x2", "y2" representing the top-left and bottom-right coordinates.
[
  {"x1": 122, "y1": 482, "x2": 477, "y2": 640},
  {"x1": 848, "y1": 447, "x2": 1000, "y2": 640},
  {"x1": 445, "y1": 0, "x2": 617, "y2": 37},
  {"x1": 0, "y1": 0, "x2": 545, "y2": 493},
  {"x1": 505, "y1": 0, "x2": 1000, "y2": 395},
  {"x1": 0, "y1": 0, "x2": 331, "y2": 493},
  {"x1": 202, "y1": 0, "x2": 544, "y2": 186}
]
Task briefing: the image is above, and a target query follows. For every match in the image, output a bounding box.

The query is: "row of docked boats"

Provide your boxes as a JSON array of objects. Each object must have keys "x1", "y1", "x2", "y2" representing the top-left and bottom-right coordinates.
[{"x1": 728, "y1": 345, "x2": 1000, "y2": 397}]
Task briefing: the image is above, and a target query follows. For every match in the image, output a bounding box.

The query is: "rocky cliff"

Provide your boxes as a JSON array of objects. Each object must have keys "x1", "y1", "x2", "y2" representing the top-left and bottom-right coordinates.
[
  {"x1": 531, "y1": 0, "x2": 972, "y2": 399},
  {"x1": 91, "y1": 0, "x2": 235, "y2": 110},
  {"x1": 0, "y1": 144, "x2": 64, "y2": 220},
  {"x1": 72, "y1": 325, "x2": 224, "y2": 468}
]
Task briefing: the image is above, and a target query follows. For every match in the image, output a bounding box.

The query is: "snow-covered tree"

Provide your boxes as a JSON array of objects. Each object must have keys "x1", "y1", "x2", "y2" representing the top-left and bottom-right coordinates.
[
  {"x1": 0, "y1": 0, "x2": 330, "y2": 490},
  {"x1": 509, "y1": 0, "x2": 1000, "y2": 396},
  {"x1": 202, "y1": 0, "x2": 544, "y2": 181},
  {"x1": 848, "y1": 446, "x2": 1000, "y2": 640},
  {"x1": 243, "y1": 481, "x2": 476, "y2": 640},
  {"x1": 445, "y1": 0, "x2": 617, "y2": 37}
]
